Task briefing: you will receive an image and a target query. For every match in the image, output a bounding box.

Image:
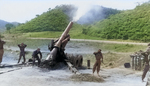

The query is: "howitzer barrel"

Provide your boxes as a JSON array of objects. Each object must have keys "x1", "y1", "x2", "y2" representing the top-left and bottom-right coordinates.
[
  {"x1": 45, "y1": 21, "x2": 73, "y2": 62},
  {"x1": 55, "y1": 21, "x2": 73, "y2": 48}
]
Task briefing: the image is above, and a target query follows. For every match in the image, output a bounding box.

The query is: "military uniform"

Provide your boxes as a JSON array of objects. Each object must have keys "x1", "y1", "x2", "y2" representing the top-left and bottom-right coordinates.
[
  {"x1": 18, "y1": 43, "x2": 27, "y2": 63},
  {"x1": 32, "y1": 48, "x2": 42, "y2": 66}
]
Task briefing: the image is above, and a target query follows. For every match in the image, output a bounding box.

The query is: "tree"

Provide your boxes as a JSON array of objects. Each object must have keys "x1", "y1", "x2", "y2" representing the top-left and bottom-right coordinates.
[{"x1": 5, "y1": 23, "x2": 14, "y2": 33}]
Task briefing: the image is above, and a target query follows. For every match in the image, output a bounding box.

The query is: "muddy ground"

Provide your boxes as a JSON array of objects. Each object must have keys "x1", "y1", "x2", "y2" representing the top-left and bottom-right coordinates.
[{"x1": 0, "y1": 64, "x2": 147, "y2": 86}]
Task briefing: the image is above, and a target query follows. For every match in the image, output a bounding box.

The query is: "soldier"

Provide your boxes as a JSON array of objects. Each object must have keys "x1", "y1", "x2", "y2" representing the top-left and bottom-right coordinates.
[
  {"x1": 18, "y1": 43, "x2": 27, "y2": 64},
  {"x1": 141, "y1": 43, "x2": 150, "y2": 82},
  {"x1": 0, "y1": 39, "x2": 5, "y2": 64},
  {"x1": 32, "y1": 48, "x2": 42, "y2": 66},
  {"x1": 93, "y1": 49, "x2": 103, "y2": 77}
]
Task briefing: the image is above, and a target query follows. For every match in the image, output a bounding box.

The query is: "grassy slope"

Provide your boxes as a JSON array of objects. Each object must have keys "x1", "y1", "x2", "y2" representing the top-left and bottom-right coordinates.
[
  {"x1": 83, "y1": 2, "x2": 150, "y2": 42},
  {"x1": 21, "y1": 22, "x2": 100, "y2": 40}
]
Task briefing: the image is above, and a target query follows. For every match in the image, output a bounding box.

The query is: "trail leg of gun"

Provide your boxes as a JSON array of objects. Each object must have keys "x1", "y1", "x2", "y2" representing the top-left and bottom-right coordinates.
[{"x1": 66, "y1": 61, "x2": 80, "y2": 74}]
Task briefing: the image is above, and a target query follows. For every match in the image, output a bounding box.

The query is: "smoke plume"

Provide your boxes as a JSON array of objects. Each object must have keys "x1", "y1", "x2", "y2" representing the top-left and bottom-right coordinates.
[{"x1": 72, "y1": 5, "x2": 105, "y2": 24}]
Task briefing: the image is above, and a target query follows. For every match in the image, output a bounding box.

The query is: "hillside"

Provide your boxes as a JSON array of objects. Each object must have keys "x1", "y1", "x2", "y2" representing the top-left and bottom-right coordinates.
[
  {"x1": 10, "y1": 4, "x2": 120, "y2": 33},
  {"x1": 83, "y1": 2, "x2": 150, "y2": 42},
  {"x1": 9, "y1": 2, "x2": 150, "y2": 42},
  {"x1": 11, "y1": 7, "x2": 70, "y2": 33}
]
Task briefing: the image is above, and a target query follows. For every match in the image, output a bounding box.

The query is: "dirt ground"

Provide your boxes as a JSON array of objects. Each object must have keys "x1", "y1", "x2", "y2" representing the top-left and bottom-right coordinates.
[
  {"x1": 0, "y1": 65, "x2": 147, "y2": 86},
  {"x1": 0, "y1": 38, "x2": 148, "y2": 86}
]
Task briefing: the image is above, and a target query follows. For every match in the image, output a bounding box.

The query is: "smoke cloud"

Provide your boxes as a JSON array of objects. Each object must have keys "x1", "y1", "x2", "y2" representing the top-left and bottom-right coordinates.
[
  {"x1": 72, "y1": 5, "x2": 92, "y2": 22},
  {"x1": 72, "y1": 4, "x2": 105, "y2": 24}
]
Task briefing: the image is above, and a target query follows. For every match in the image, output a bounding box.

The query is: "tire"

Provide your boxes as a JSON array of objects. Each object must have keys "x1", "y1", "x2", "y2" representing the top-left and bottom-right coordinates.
[{"x1": 73, "y1": 55, "x2": 80, "y2": 67}]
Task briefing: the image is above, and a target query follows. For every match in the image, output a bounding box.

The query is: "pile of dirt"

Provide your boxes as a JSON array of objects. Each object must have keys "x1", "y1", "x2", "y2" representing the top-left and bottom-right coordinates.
[{"x1": 70, "y1": 73, "x2": 105, "y2": 82}]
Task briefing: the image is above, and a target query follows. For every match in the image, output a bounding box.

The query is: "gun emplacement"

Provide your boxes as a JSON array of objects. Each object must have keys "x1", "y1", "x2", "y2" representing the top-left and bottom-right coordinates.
[{"x1": 39, "y1": 21, "x2": 82, "y2": 73}]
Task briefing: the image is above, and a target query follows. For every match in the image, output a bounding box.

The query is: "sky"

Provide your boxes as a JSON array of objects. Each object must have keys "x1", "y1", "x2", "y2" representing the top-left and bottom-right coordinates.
[{"x1": 0, "y1": 0, "x2": 149, "y2": 23}]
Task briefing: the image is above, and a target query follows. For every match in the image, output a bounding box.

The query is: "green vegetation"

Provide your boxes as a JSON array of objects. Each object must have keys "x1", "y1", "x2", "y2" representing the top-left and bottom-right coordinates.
[
  {"x1": 11, "y1": 8, "x2": 69, "y2": 33},
  {"x1": 24, "y1": 31, "x2": 62, "y2": 38},
  {"x1": 5, "y1": 23, "x2": 14, "y2": 30},
  {"x1": 5, "y1": 2, "x2": 150, "y2": 43},
  {"x1": 5, "y1": 23, "x2": 16, "y2": 33},
  {"x1": 9, "y1": 4, "x2": 120, "y2": 37},
  {"x1": 83, "y1": 2, "x2": 150, "y2": 42},
  {"x1": 22, "y1": 22, "x2": 84, "y2": 38},
  {"x1": 9, "y1": 5, "x2": 77, "y2": 33},
  {"x1": 99, "y1": 43, "x2": 146, "y2": 52}
]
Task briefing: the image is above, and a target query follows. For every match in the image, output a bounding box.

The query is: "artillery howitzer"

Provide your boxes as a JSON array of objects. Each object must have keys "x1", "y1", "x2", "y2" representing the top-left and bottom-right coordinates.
[{"x1": 41, "y1": 22, "x2": 83, "y2": 74}]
